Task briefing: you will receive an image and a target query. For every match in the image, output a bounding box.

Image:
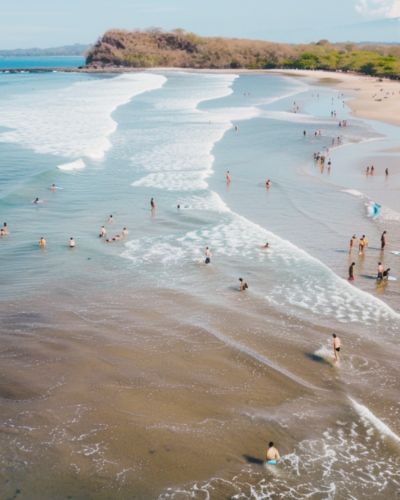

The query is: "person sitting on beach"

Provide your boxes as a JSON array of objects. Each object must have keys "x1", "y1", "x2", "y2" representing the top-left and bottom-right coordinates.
[
  {"x1": 266, "y1": 442, "x2": 280, "y2": 465},
  {"x1": 70, "y1": 237, "x2": 75, "y2": 248},
  {"x1": 348, "y1": 262, "x2": 355, "y2": 280},
  {"x1": 108, "y1": 215, "x2": 113, "y2": 222},
  {"x1": 39, "y1": 237, "x2": 46, "y2": 247},
  {"x1": 122, "y1": 228, "x2": 129, "y2": 237},
  {"x1": 239, "y1": 278, "x2": 248, "y2": 291}
]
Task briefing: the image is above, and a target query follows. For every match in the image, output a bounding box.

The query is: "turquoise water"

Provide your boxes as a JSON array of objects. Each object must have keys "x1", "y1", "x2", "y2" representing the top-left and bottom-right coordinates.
[
  {"x1": 1, "y1": 66, "x2": 400, "y2": 498},
  {"x1": 0, "y1": 56, "x2": 85, "y2": 70}
]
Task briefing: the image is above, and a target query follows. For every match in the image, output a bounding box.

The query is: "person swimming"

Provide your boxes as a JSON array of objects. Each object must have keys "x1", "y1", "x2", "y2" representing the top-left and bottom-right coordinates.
[
  {"x1": 39, "y1": 237, "x2": 46, "y2": 247},
  {"x1": 263, "y1": 243, "x2": 269, "y2": 248},
  {"x1": 34, "y1": 198, "x2": 39, "y2": 203},
  {"x1": 70, "y1": 237, "x2": 75, "y2": 248}
]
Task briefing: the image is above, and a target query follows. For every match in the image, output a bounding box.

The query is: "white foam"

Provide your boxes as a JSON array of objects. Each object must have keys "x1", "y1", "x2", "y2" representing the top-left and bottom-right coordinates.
[
  {"x1": 351, "y1": 398, "x2": 400, "y2": 444},
  {"x1": 341, "y1": 189, "x2": 367, "y2": 198},
  {"x1": 0, "y1": 73, "x2": 166, "y2": 160},
  {"x1": 57, "y1": 159, "x2": 85, "y2": 171},
  {"x1": 130, "y1": 74, "x2": 259, "y2": 192}
]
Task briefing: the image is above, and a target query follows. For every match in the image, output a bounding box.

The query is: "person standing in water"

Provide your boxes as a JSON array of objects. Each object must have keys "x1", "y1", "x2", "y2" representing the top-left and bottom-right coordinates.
[
  {"x1": 122, "y1": 228, "x2": 129, "y2": 237},
  {"x1": 70, "y1": 237, "x2": 75, "y2": 248},
  {"x1": 359, "y1": 238, "x2": 364, "y2": 254},
  {"x1": 333, "y1": 334, "x2": 341, "y2": 361},
  {"x1": 377, "y1": 262, "x2": 384, "y2": 281},
  {"x1": 3, "y1": 222, "x2": 8, "y2": 234},
  {"x1": 362, "y1": 235, "x2": 368, "y2": 249},
  {"x1": 381, "y1": 231, "x2": 386, "y2": 250},
  {"x1": 151, "y1": 198, "x2": 155, "y2": 210},
  {"x1": 226, "y1": 171, "x2": 231, "y2": 183},
  {"x1": 39, "y1": 237, "x2": 46, "y2": 247},
  {"x1": 386, "y1": 168, "x2": 389, "y2": 176},
  {"x1": 108, "y1": 215, "x2": 113, "y2": 223},
  {"x1": 239, "y1": 278, "x2": 248, "y2": 291},
  {"x1": 350, "y1": 234, "x2": 356, "y2": 253},
  {"x1": 266, "y1": 442, "x2": 280, "y2": 465},
  {"x1": 205, "y1": 247, "x2": 211, "y2": 264},
  {"x1": 348, "y1": 262, "x2": 355, "y2": 280}
]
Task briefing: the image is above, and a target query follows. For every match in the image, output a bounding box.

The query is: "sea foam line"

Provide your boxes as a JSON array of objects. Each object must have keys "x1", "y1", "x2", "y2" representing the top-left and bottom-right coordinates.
[{"x1": 351, "y1": 398, "x2": 400, "y2": 444}]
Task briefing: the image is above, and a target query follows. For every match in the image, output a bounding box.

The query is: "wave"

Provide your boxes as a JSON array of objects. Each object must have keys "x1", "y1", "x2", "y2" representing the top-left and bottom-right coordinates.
[
  {"x1": 57, "y1": 159, "x2": 85, "y2": 171},
  {"x1": 0, "y1": 73, "x2": 166, "y2": 160},
  {"x1": 350, "y1": 398, "x2": 400, "y2": 444}
]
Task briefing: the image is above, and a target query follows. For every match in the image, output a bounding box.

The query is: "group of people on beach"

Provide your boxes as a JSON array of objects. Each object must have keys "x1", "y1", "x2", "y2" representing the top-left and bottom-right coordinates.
[{"x1": 348, "y1": 231, "x2": 390, "y2": 281}]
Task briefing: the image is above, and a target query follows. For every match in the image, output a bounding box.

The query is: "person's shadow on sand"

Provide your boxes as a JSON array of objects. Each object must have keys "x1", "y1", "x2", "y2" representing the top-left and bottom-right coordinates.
[
  {"x1": 305, "y1": 353, "x2": 331, "y2": 366},
  {"x1": 243, "y1": 454, "x2": 264, "y2": 465}
]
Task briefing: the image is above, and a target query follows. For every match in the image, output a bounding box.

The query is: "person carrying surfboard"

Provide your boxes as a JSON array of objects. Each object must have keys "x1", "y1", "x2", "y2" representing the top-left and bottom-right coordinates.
[{"x1": 266, "y1": 442, "x2": 280, "y2": 465}]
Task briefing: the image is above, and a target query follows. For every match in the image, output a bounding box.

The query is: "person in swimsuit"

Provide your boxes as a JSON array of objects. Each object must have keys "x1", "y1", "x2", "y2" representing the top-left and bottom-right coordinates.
[
  {"x1": 264, "y1": 243, "x2": 269, "y2": 248},
  {"x1": 333, "y1": 334, "x2": 341, "y2": 361},
  {"x1": 348, "y1": 262, "x2": 355, "y2": 280},
  {"x1": 151, "y1": 198, "x2": 155, "y2": 210},
  {"x1": 108, "y1": 215, "x2": 113, "y2": 223},
  {"x1": 239, "y1": 278, "x2": 248, "y2": 291},
  {"x1": 266, "y1": 442, "x2": 280, "y2": 465},
  {"x1": 2, "y1": 222, "x2": 8, "y2": 234},
  {"x1": 377, "y1": 262, "x2": 384, "y2": 281},
  {"x1": 359, "y1": 238, "x2": 364, "y2": 253},
  {"x1": 226, "y1": 171, "x2": 231, "y2": 183},
  {"x1": 205, "y1": 247, "x2": 211, "y2": 264},
  {"x1": 39, "y1": 237, "x2": 46, "y2": 247},
  {"x1": 381, "y1": 231, "x2": 386, "y2": 250},
  {"x1": 70, "y1": 237, "x2": 75, "y2": 248},
  {"x1": 350, "y1": 235, "x2": 356, "y2": 253},
  {"x1": 371, "y1": 166, "x2": 374, "y2": 174},
  {"x1": 52, "y1": 184, "x2": 55, "y2": 192},
  {"x1": 386, "y1": 168, "x2": 389, "y2": 176},
  {"x1": 100, "y1": 226, "x2": 106, "y2": 238},
  {"x1": 383, "y1": 268, "x2": 391, "y2": 280},
  {"x1": 122, "y1": 228, "x2": 129, "y2": 237},
  {"x1": 34, "y1": 198, "x2": 39, "y2": 203},
  {"x1": 362, "y1": 235, "x2": 368, "y2": 249}
]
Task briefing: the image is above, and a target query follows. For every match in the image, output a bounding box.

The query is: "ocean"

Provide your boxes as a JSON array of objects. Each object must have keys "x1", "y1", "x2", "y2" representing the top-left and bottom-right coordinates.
[{"x1": 0, "y1": 63, "x2": 400, "y2": 499}]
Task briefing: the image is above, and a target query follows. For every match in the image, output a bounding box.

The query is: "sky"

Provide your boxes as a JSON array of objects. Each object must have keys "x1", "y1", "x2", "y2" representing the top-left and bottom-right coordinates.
[{"x1": 1, "y1": 0, "x2": 400, "y2": 49}]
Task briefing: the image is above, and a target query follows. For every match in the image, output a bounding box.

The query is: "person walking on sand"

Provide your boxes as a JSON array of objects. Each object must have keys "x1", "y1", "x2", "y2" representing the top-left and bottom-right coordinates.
[
  {"x1": 266, "y1": 442, "x2": 280, "y2": 465},
  {"x1": 381, "y1": 231, "x2": 386, "y2": 250},
  {"x1": 348, "y1": 262, "x2": 355, "y2": 280},
  {"x1": 350, "y1": 234, "x2": 356, "y2": 253},
  {"x1": 333, "y1": 334, "x2": 341, "y2": 361},
  {"x1": 205, "y1": 247, "x2": 211, "y2": 264},
  {"x1": 39, "y1": 237, "x2": 46, "y2": 247},
  {"x1": 239, "y1": 278, "x2": 248, "y2": 291},
  {"x1": 226, "y1": 171, "x2": 231, "y2": 183},
  {"x1": 151, "y1": 198, "x2": 155, "y2": 210},
  {"x1": 70, "y1": 237, "x2": 75, "y2": 248}
]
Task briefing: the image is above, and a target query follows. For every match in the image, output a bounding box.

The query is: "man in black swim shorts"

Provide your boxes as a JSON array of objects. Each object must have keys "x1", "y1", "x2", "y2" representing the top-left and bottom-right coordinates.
[{"x1": 333, "y1": 334, "x2": 341, "y2": 362}]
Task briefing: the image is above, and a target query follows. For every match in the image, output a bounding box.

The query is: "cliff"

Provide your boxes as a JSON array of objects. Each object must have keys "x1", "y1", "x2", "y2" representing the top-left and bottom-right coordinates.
[{"x1": 85, "y1": 29, "x2": 400, "y2": 76}]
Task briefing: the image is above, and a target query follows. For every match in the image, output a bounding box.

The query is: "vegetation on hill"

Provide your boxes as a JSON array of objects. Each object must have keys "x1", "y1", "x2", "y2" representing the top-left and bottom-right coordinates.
[{"x1": 86, "y1": 29, "x2": 400, "y2": 77}]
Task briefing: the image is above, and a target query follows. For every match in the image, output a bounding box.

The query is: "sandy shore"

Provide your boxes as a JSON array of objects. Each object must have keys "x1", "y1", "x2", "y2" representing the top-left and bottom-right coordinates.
[{"x1": 272, "y1": 69, "x2": 400, "y2": 130}]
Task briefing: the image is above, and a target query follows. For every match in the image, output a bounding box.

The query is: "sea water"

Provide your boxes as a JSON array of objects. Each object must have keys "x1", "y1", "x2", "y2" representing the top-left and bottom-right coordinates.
[{"x1": 0, "y1": 65, "x2": 400, "y2": 499}]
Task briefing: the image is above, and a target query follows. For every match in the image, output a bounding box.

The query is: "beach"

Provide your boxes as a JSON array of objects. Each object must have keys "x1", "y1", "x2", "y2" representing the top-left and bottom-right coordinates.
[{"x1": 0, "y1": 65, "x2": 399, "y2": 499}]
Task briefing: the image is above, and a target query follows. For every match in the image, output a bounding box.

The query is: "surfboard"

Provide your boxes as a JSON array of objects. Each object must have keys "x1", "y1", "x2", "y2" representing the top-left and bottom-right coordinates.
[
  {"x1": 391, "y1": 251, "x2": 400, "y2": 257},
  {"x1": 363, "y1": 274, "x2": 397, "y2": 282},
  {"x1": 32, "y1": 199, "x2": 47, "y2": 203}
]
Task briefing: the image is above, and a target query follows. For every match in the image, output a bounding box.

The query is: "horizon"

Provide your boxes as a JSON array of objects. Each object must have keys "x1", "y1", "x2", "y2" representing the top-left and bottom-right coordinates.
[{"x1": 1, "y1": 0, "x2": 400, "y2": 49}]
